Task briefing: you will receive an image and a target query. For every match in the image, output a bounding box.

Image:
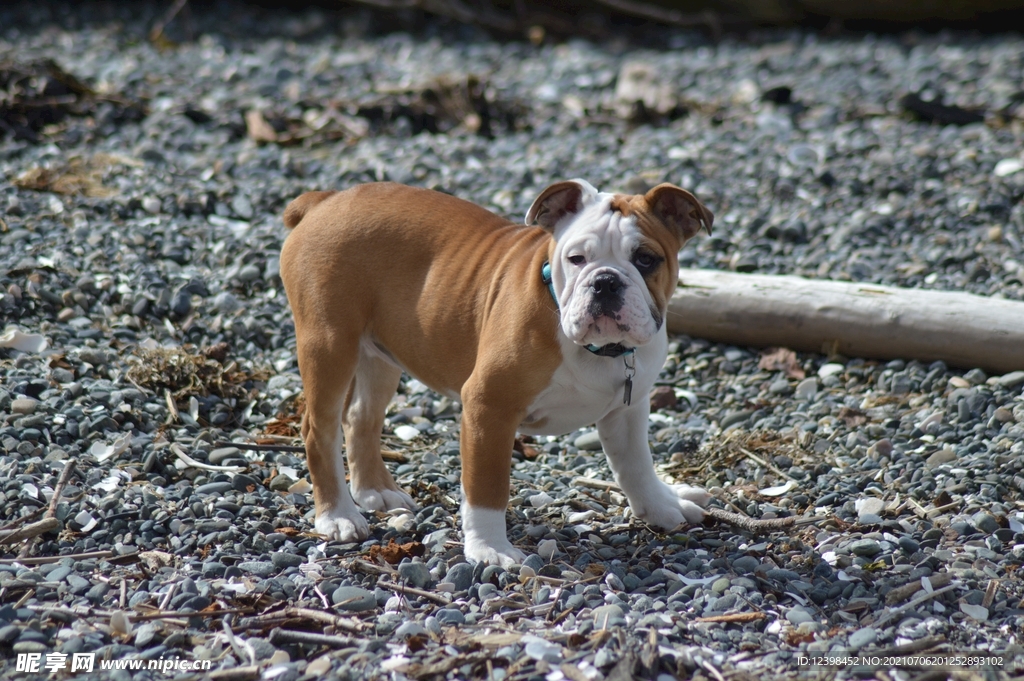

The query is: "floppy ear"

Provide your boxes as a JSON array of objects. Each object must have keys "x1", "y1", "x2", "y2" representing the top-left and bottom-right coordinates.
[
  {"x1": 525, "y1": 179, "x2": 598, "y2": 231},
  {"x1": 644, "y1": 184, "x2": 714, "y2": 241}
]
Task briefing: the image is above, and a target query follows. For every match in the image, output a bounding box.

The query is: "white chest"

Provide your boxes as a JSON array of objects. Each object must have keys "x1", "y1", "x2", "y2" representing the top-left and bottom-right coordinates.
[{"x1": 519, "y1": 331, "x2": 666, "y2": 436}]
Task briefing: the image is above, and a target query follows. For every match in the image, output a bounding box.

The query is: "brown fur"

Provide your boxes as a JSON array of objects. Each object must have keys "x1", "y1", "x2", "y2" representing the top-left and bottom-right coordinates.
[
  {"x1": 610, "y1": 184, "x2": 714, "y2": 321},
  {"x1": 281, "y1": 183, "x2": 563, "y2": 517}
]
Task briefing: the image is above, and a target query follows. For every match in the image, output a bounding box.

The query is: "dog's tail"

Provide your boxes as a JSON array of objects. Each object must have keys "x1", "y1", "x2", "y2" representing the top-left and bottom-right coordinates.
[{"x1": 283, "y1": 191, "x2": 337, "y2": 229}]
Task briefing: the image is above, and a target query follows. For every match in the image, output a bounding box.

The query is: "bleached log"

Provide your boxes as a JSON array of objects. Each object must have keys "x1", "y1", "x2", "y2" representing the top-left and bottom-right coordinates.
[{"x1": 668, "y1": 269, "x2": 1024, "y2": 373}]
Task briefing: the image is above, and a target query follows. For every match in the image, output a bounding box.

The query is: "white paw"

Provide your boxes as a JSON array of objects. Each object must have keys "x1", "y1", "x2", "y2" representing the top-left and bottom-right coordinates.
[
  {"x1": 314, "y1": 507, "x2": 370, "y2": 542},
  {"x1": 461, "y1": 504, "x2": 523, "y2": 567},
  {"x1": 353, "y1": 487, "x2": 419, "y2": 512},
  {"x1": 632, "y1": 482, "x2": 710, "y2": 529},
  {"x1": 464, "y1": 537, "x2": 526, "y2": 568},
  {"x1": 672, "y1": 484, "x2": 712, "y2": 511}
]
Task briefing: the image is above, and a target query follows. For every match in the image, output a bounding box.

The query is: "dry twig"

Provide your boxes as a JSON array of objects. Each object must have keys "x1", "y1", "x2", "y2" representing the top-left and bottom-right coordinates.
[
  {"x1": 694, "y1": 612, "x2": 766, "y2": 623},
  {"x1": 378, "y1": 578, "x2": 452, "y2": 606}
]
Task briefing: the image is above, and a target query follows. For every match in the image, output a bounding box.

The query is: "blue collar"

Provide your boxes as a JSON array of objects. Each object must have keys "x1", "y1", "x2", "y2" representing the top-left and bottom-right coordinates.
[{"x1": 542, "y1": 261, "x2": 635, "y2": 358}]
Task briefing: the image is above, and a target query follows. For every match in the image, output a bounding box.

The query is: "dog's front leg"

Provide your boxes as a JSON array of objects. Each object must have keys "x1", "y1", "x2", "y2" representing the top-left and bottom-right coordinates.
[
  {"x1": 458, "y1": 387, "x2": 526, "y2": 567},
  {"x1": 597, "y1": 403, "x2": 710, "y2": 530}
]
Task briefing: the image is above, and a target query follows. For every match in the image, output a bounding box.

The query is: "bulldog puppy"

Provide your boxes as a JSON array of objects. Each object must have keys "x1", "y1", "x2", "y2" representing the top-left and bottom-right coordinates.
[{"x1": 280, "y1": 180, "x2": 713, "y2": 566}]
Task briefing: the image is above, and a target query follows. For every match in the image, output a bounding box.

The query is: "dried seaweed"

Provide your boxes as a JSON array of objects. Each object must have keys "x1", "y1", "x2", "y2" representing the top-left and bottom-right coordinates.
[
  {"x1": 0, "y1": 59, "x2": 144, "y2": 142},
  {"x1": 125, "y1": 345, "x2": 268, "y2": 405},
  {"x1": 245, "y1": 75, "x2": 526, "y2": 146},
  {"x1": 12, "y1": 154, "x2": 139, "y2": 197}
]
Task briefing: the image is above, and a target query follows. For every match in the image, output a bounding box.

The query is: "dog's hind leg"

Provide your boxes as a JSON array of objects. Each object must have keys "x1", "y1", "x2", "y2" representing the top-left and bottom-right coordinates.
[
  {"x1": 297, "y1": 329, "x2": 369, "y2": 542},
  {"x1": 344, "y1": 346, "x2": 418, "y2": 512}
]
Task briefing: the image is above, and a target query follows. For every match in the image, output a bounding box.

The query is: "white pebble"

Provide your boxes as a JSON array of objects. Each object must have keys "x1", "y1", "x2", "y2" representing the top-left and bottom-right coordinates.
[
  {"x1": 530, "y1": 492, "x2": 555, "y2": 508},
  {"x1": 393, "y1": 425, "x2": 420, "y2": 441},
  {"x1": 994, "y1": 158, "x2": 1024, "y2": 177},
  {"x1": 817, "y1": 363, "x2": 844, "y2": 378}
]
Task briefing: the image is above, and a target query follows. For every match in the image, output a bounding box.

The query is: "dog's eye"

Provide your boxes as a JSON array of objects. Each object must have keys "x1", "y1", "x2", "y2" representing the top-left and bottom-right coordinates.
[
  {"x1": 567, "y1": 255, "x2": 586, "y2": 266},
  {"x1": 633, "y1": 252, "x2": 660, "y2": 272}
]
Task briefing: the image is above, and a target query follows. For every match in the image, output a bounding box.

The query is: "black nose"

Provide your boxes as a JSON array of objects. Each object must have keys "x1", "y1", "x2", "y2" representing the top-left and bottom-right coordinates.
[{"x1": 592, "y1": 273, "x2": 623, "y2": 298}]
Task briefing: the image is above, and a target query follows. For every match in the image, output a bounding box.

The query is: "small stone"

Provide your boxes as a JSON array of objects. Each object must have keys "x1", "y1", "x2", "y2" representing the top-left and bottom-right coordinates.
[
  {"x1": 134, "y1": 623, "x2": 159, "y2": 647},
  {"x1": 960, "y1": 603, "x2": 989, "y2": 621},
  {"x1": 855, "y1": 497, "x2": 884, "y2": 519},
  {"x1": 732, "y1": 556, "x2": 760, "y2": 574},
  {"x1": 10, "y1": 399, "x2": 38, "y2": 415},
  {"x1": 211, "y1": 291, "x2": 241, "y2": 315},
  {"x1": 271, "y1": 552, "x2": 304, "y2": 569},
  {"x1": 444, "y1": 563, "x2": 474, "y2": 592},
  {"x1": 993, "y1": 407, "x2": 1014, "y2": 423},
  {"x1": 898, "y1": 537, "x2": 920, "y2": 554},
  {"x1": 332, "y1": 586, "x2": 376, "y2": 612},
  {"x1": 0, "y1": 625, "x2": 20, "y2": 644},
  {"x1": 818, "y1": 363, "x2": 845, "y2": 378},
  {"x1": 307, "y1": 655, "x2": 332, "y2": 675},
  {"x1": 530, "y1": 492, "x2": 555, "y2": 508},
  {"x1": 50, "y1": 368, "x2": 74, "y2": 384},
  {"x1": 237, "y1": 263, "x2": 261, "y2": 282},
  {"x1": 524, "y1": 637, "x2": 562, "y2": 663},
  {"x1": 964, "y1": 368, "x2": 987, "y2": 385},
  {"x1": 170, "y1": 289, "x2": 191, "y2": 317},
  {"x1": 786, "y1": 608, "x2": 813, "y2": 625},
  {"x1": 434, "y1": 608, "x2": 465, "y2": 625},
  {"x1": 398, "y1": 562, "x2": 433, "y2": 589},
  {"x1": 247, "y1": 637, "x2": 277, "y2": 661},
  {"x1": 849, "y1": 627, "x2": 877, "y2": 649},
  {"x1": 239, "y1": 561, "x2": 276, "y2": 578},
  {"x1": 994, "y1": 158, "x2": 1024, "y2": 177},
  {"x1": 232, "y1": 473, "x2": 260, "y2": 492},
  {"x1": 926, "y1": 448, "x2": 957, "y2": 466},
  {"x1": 849, "y1": 539, "x2": 881, "y2": 557},
  {"x1": 711, "y1": 578, "x2": 731, "y2": 594},
  {"x1": 395, "y1": 621, "x2": 427, "y2": 639},
  {"x1": 574, "y1": 431, "x2": 603, "y2": 451},
  {"x1": 86, "y1": 583, "x2": 109, "y2": 604},
  {"x1": 393, "y1": 425, "x2": 420, "y2": 441},
  {"x1": 720, "y1": 409, "x2": 754, "y2": 429},
  {"x1": 142, "y1": 196, "x2": 162, "y2": 214},
  {"x1": 868, "y1": 439, "x2": 893, "y2": 458},
  {"x1": 195, "y1": 481, "x2": 233, "y2": 495},
  {"x1": 972, "y1": 512, "x2": 999, "y2": 534},
  {"x1": 768, "y1": 379, "x2": 792, "y2": 395},
  {"x1": 794, "y1": 377, "x2": 818, "y2": 400},
  {"x1": 649, "y1": 386, "x2": 677, "y2": 410},
  {"x1": 270, "y1": 475, "x2": 295, "y2": 492},
  {"x1": 997, "y1": 371, "x2": 1024, "y2": 389},
  {"x1": 208, "y1": 447, "x2": 241, "y2": 464},
  {"x1": 592, "y1": 604, "x2": 625, "y2": 629},
  {"x1": 537, "y1": 538, "x2": 558, "y2": 560},
  {"x1": 231, "y1": 194, "x2": 254, "y2": 219}
]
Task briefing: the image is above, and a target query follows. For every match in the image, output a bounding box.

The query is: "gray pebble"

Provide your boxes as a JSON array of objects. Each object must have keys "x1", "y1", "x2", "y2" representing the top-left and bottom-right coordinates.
[
  {"x1": 848, "y1": 627, "x2": 878, "y2": 649},
  {"x1": 573, "y1": 431, "x2": 603, "y2": 451},
  {"x1": 332, "y1": 586, "x2": 376, "y2": 612},
  {"x1": 434, "y1": 608, "x2": 465, "y2": 625},
  {"x1": 271, "y1": 552, "x2": 304, "y2": 569},
  {"x1": 849, "y1": 539, "x2": 881, "y2": 557},
  {"x1": 238, "y1": 561, "x2": 277, "y2": 577},
  {"x1": 398, "y1": 561, "x2": 433, "y2": 589},
  {"x1": 444, "y1": 563, "x2": 474, "y2": 592},
  {"x1": 592, "y1": 604, "x2": 626, "y2": 629}
]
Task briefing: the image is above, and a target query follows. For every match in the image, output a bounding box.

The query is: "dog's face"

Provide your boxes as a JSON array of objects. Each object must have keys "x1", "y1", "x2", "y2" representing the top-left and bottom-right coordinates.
[{"x1": 527, "y1": 180, "x2": 713, "y2": 349}]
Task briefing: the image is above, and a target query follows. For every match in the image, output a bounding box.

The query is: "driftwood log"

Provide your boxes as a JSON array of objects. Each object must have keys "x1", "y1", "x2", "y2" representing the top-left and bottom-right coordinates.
[{"x1": 668, "y1": 269, "x2": 1024, "y2": 374}]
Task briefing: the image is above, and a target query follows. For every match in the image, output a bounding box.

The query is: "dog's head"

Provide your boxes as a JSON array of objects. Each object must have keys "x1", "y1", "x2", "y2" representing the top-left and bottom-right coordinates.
[{"x1": 527, "y1": 179, "x2": 712, "y2": 350}]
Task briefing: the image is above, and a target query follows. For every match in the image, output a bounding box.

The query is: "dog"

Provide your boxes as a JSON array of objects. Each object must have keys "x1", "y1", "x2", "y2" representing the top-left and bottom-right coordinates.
[{"x1": 280, "y1": 179, "x2": 713, "y2": 566}]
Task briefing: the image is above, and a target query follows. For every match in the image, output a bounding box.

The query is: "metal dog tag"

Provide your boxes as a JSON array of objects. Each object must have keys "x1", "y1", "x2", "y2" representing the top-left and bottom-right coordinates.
[{"x1": 623, "y1": 353, "x2": 636, "y2": 406}]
